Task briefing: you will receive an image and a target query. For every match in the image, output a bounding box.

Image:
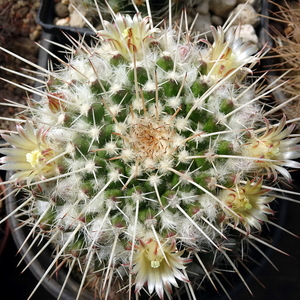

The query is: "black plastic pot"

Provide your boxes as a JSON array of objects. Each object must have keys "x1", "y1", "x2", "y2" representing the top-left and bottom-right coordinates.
[
  {"x1": 0, "y1": 182, "x2": 10, "y2": 259},
  {"x1": 37, "y1": 0, "x2": 96, "y2": 45},
  {"x1": 0, "y1": 140, "x2": 10, "y2": 259}
]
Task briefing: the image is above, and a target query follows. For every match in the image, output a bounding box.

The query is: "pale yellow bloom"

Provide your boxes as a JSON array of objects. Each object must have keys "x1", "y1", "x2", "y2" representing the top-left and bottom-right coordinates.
[
  {"x1": 203, "y1": 26, "x2": 258, "y2": 81},
  {"x1": 242, "y1": 117, "x2": 300, "y2": 180},
  {"x1": 98, "y1": 13, "x2": 159, "y2": 60},
  {"x1": 0, "y1": 122, "x2": 57, "y2": 184},
  {"x1": 132, "y1": 239, "x2": 190, "y2": 299},
  {"x1": 220, "y1": 179, "x2": 274, "y2": 232}
]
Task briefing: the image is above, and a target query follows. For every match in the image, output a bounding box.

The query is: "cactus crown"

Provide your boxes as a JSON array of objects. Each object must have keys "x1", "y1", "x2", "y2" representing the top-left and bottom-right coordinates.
[{"x1": 1, "y1": 1, "x2": 300, "y2": 300}]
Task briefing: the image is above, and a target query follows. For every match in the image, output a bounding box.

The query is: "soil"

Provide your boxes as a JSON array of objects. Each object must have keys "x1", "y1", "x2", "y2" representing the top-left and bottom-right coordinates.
[{"x1": 0, "y1": 0, "x2": 41, "y2": 132}]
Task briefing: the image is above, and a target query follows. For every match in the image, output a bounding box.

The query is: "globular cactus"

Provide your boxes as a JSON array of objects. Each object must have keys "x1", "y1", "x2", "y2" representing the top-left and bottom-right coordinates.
[{"x1": 1, "y1": 1, "x2": 300, "y2": 300}]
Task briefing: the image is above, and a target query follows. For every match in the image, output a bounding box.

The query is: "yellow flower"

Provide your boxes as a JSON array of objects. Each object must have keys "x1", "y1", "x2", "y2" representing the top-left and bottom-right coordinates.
[
  {"x1": 242, "y1": 117, "x2": 300, "y2": 180},
  {"x1": 219, "y1": 179, "x2": 274, "y2": 233},
  {"x1": 132, "y1": 239, "x2": 190, "y2": 299},
  {"x1": 98, "y1": 13, "x2": 159, "y2": 60},
  {"x1": 0, "y1": 122, "x2": 57, "y2": 184},
  {"x1": 203, "y1": 26, "x2": 258, "y2": 81}
]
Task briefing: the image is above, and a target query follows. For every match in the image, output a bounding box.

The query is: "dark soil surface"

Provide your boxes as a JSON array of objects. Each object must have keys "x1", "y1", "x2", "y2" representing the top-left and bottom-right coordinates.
[{"x1": 0, "y1": 0, "x2": 41, "y2": 132}]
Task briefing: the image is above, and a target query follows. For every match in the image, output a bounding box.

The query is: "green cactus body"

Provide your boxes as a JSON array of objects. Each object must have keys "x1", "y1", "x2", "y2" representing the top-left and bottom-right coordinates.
[{"x1": 1, "y1": 2, "x2": 300, "y2": 300}]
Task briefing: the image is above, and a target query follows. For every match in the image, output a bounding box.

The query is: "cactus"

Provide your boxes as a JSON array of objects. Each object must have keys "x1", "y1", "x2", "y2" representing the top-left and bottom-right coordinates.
[
  {"x1": 1, "y1": 1, "x2": 300, "y2": 299},
  {"x1": 266, "y1": 0, "x2": 300, "y2": 125}
]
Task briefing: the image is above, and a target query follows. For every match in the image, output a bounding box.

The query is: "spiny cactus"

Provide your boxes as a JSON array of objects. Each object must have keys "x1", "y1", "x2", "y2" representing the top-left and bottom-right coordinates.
[
  {"x1": 266, "y1": 0, "x2": 300, "y2": 125},
  {"x1": 1, "y1": 1, "x2": 300, "y2": 300}
]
